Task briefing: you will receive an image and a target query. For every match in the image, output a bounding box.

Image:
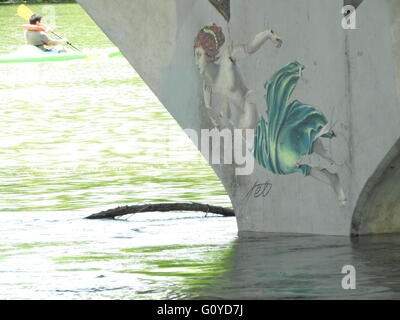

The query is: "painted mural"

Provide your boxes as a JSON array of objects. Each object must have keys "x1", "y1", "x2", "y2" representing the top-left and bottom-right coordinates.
[
  {"x1": 254, "y1": 61, "x2": 346, "y2": 205},
  {"x1": 194, "y1": 23, "x2": 346, "y2": 205},
  {"x1": 194, "y1": 24, "x2": 281, "y2": 131}
]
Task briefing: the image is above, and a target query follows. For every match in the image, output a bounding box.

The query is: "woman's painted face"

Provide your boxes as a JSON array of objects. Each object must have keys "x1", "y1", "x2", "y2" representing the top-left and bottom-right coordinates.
[{"x1": 194, "y1": 47, "x2": 207, "y2": 75}]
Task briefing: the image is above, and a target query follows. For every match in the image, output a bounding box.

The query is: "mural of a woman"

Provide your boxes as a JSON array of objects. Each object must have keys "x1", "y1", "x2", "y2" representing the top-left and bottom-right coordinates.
[
  {"x1": 194, "y1": 25, "x2": 346, "y2": 205},
  {"x1": 194, "y1": 24, "x2": 282, "y2": 130}
]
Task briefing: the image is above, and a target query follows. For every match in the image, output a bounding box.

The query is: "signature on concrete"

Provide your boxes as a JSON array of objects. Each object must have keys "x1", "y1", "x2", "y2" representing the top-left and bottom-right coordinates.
[{"x1": 243, "y1": 180, "x2": 272, "y2": 201}]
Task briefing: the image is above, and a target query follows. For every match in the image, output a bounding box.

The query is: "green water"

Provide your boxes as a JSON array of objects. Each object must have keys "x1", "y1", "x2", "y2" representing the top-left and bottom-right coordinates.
[
  {"x1": 0, "y1": 3, "x2": 231, "y2": 212},
  {"x1": 0, "y1": 3, "x2": 237, "y2": 299}
]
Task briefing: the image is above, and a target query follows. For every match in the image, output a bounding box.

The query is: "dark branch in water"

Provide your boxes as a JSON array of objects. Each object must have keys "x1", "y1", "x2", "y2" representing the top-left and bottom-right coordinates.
[{"x1": 85, "y1": 202, "x2": 235, "y2": 219}]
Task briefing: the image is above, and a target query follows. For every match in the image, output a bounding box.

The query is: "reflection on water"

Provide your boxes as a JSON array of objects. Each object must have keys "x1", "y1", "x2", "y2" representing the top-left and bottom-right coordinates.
[
  {"x1": 200, "y1": 233, "x2": 400, "y2": 300},
  {"x1": 0, "y1": 210, "x2": 237, "y2": 299},
  {"x1": 2, "y1": 208, "x2": 400, "y2": 299}
]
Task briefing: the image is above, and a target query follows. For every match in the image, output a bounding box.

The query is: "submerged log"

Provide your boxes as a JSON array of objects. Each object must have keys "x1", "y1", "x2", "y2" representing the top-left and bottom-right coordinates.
[{"x1": 85, "y1": 202, "x2": 235, "y2": 219}]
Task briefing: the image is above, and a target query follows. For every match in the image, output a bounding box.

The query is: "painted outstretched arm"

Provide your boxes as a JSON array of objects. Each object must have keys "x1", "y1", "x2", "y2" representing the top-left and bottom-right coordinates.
[
  {"x1": 203, "y1": 82, "x2": 212, "y2": 109},
  {"x1": 203, "y1": 82, "x2": 226, "y2": 127},
  {"x1": 203, "y1": 82, "x2": 218, "y2": 126},
  {"x1": 230, "y1": 29, "x2": 282, "y2": 60}
]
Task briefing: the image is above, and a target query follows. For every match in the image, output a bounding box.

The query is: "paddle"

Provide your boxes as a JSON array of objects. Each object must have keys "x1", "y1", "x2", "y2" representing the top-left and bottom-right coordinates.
[{"x1": 17, "y1": 4, "x2": 82, "y2": 53}]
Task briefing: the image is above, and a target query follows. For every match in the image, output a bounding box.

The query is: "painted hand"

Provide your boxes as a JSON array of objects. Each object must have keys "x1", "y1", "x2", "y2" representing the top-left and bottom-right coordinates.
[{"x1": 269, "y1": 30, "x2": 282, "y2": 48}]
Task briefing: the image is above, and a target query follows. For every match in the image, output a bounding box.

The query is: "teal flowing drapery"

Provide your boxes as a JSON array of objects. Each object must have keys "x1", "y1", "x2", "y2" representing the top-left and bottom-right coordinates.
[{"x1": 253, "y1": 61, "x2": 333, "y2": 176}]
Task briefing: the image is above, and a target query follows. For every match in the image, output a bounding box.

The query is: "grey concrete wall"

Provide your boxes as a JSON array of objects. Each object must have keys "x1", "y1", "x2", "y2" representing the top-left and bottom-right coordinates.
[{"x1": 76, "y1": 0, "x2": 400, "y2": 236}]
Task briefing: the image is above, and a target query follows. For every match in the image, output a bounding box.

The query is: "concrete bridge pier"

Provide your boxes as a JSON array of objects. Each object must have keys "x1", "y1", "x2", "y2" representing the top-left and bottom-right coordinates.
[{"x1": 76, "y1": 0, "x2": 400, "y2": 236}]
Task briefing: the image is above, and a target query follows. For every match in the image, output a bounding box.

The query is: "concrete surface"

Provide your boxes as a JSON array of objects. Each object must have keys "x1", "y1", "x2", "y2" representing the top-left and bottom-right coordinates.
[{"x1": 76, "y1": 0, "x2": 400, "y2": 236}]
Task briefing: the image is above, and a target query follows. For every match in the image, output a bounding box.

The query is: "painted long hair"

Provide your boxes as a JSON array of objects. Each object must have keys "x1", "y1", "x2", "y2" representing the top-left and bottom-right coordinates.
[{"x1": 194, "y1": 24, "x2": 225, "y2": 62}]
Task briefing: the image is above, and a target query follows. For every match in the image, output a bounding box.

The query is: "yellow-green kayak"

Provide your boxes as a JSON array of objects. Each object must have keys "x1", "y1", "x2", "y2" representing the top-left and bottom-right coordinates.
[{"x1": 0, "y1": 45, "x2": 122, "y2": 64}]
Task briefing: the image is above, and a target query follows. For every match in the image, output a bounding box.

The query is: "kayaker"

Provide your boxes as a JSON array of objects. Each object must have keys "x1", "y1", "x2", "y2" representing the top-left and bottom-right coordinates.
[{"x1": 23, "y1": 13, "x2": 68, "y2": 52}]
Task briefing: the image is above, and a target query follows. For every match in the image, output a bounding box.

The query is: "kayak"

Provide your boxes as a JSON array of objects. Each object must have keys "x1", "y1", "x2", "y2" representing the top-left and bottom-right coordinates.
[{"x1": 0, "y1": 45, "x2": 123, "y2": 64}]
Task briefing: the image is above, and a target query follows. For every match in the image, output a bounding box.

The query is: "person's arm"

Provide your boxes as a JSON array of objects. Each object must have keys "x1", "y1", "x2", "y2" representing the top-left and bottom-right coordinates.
[
  {"x1": 39, "y1": 32, "x2": 68, "y2": 46},
  {"x1": 230, "y1": 29, "x2": 282, "y2": 61},
  {"x1": 47, "y1": 38, "x2": 68, "y2": 46}
]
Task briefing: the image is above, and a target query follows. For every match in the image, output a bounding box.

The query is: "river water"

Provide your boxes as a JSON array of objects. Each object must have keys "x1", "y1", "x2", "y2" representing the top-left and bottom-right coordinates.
[{"x1": 1, "y1": 3, "x2": 400, "y2": 300}]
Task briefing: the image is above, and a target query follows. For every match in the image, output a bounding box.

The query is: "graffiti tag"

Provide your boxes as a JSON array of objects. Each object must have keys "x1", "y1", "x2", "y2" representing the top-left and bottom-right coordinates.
[{"x1": 244, "y1": 180, "x2": 272, "y2": 201}]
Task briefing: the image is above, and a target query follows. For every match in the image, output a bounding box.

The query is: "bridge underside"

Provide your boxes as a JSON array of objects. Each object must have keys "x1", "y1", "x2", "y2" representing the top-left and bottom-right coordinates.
[{"x1": 352, "y1": 139, "x2": 400, "y2": 235}]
